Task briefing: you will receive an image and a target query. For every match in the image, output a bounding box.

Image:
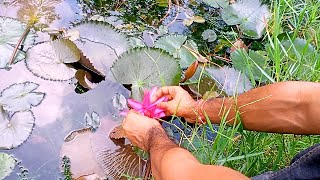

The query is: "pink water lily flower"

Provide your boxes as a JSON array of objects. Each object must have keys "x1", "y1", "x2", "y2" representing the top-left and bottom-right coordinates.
[{"x1": 121, "y1": 87, "x2": 167, "y2": 118}]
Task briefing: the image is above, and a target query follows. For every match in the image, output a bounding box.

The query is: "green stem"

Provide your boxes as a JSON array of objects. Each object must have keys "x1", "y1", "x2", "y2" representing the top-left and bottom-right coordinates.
[{"x1": 9, "y1": 26, "x2": 31, "y2": 65}]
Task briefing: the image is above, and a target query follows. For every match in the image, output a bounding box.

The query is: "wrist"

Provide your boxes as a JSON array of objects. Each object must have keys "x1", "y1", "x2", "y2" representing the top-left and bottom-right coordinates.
[{"x1": 146, "y1": 126, "x2": 176, "y2": 153}]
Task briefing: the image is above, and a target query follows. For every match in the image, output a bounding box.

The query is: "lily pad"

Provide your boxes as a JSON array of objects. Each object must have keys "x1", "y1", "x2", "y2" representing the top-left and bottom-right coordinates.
[
  {"x1": 26, "y1": 39, "x2": 80, "y2": 81},
  {"x1": 206, "y1": 66, "x2": 253, "y2": 96},
  {"x1": 0, "y1": 17, "x2": 35, "y2": 69},
  {"x1": 202, "y1": 29, "x2": 217, "y2": 42},
  {"x1": 85, "y1": 112, "x2": 101, "y2": 132},
  {"x1": 0, "y1": 82, "x2": 45, "y2": 112},
  {"x1": 231, "y1": 49, "x2": 272, "y2": 83},
  {"x1": 111, "y1": 48, "x2": 181, "y2": 101},
  {"x1": 154, "y1": 35, "x2": 198, "y2": 68},
  {"x1": 70, "y1": 21, "x2": 130, "y2": 75},
  {"x1": 221, "y1": 0, "x2": 270, "y2": 39},
  {"x1": 0, "y1": 153, "x2": 16, "y2": 179},
  {"x1": 0, "y1": 110, "x2": 35, "y2": 149}
]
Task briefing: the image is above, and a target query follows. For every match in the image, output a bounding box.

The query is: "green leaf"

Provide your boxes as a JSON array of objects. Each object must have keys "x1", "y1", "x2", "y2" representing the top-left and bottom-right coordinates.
[
  {"x1": 0, "y1": 110, "x2": 35, "y2": 149},
  {"x1": 201, "y1": 0, "x2": 229, "y2": 8},
  {"x1": 155, "y1": 35, "x2": 198, "y2": 68},
  {"x1": 156, "y1": 0, "x2": 168, "y2": 7},
  {"x1": 0, "y1": 153, "x2": 16, "y2": 179},
  {"x1": 202, "y1": 29, "x2": 217, "y2": 42},
  {"x1": 0, "y1": 17, "x2": 35, "y2": 69},
  {"x1": 71, "y1": 21, "x2": 129, "y2": 75},
  {"x1": 26, "y1": 39, "x2": 80, "y2": 81},
  {"x1": 231, "y1": 49, "x2": 272, "y2": 83},
  {"x1": 0, "y1": 82, "x2": 45, "y2": 112},
  {"x1": 111, "y1": 48, "x2": 181, "y2": 101},
  {"x1": 221, "y1": 0, "x2": 270, "y2": 39}
]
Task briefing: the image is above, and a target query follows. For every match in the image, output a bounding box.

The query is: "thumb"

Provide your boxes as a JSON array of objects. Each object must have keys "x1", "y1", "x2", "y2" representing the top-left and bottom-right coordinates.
[{"x1": 157, "y1": 102, "x2": 168, "y2": 110}]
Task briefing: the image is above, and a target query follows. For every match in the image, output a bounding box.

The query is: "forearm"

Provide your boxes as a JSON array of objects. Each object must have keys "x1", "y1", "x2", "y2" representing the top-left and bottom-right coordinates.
[
  {"x1": 200, "y1": 81, "x2": 320, "y2": 134},
  {"x1": 148, "y1": 127, "x2": 248, "y2": 180}
]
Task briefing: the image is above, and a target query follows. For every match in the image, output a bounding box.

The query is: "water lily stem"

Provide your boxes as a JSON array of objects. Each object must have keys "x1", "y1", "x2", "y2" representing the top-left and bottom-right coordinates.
[{"x1": 9, "y1": 26, "x2": 31, "y2": 65}]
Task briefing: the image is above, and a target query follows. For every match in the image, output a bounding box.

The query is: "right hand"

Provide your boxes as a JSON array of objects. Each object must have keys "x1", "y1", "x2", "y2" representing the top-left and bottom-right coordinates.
[{"x1": 152, "y1": 86, "x2": 203, "y2": 123}]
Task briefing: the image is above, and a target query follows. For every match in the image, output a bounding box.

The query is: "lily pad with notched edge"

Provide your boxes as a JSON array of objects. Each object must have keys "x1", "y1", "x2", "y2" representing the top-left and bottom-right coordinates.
[
  {"x1": 221, "y1": 0, "x2": 270, "y2": 39},
  {"x1": 0, "y1": 17, "x2": 35, "y2": 69},
  {"x1": 155, "y1": 35, "x2": 198, "y2": 68},
  {"x1": 26, "y1": 39, "x2": 80, "y2": 81},
  {"x1": 0, "y1": 111, "x2": 35, "y2": 149},
  {"x1": 0, "y1": 82, "x2": 45, "y2": 112},
  {"x1": 111, "y1": 48, "x2": 181, "y2": 101},
  {"x1": 70, "y1": 21, "x2": 130, "y2": 75},
  {"x1": 0, "y1": 153, "x2": 16, "y2": 179}
]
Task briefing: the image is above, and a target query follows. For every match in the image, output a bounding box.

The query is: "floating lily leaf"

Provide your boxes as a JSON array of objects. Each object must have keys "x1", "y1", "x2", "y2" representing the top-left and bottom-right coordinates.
[
  {"x1": 221, "y1": 0, "x2": 270, "y2": 39},
  {"x1": 112, "y1": 93, "x2": 128, "y2": 111},
  {"x1": 201, "y1": 0, "x2": 229, "y2": 8},
  {"x1": 85, "y1": 112, "x2": 101, "y2": 132},
  {"x1": 71, "y1": 21, "x2": 130, "y2": 75},
  {"x1": 202, "y1": 29, "x2": 217, "y2": 42},
  {"x1": 0, "y1": 153, "x2": 16, "y2": 179},
  {"x1": 0, "y1": 111, "x2": 35, "y2": 149},
  {"x1": 26, "y1": 39, "x2": 80, "y2": 81},
  {"x1": 0, "y1": 17, "x2": 35, "y2": 69},
  {"x1": 231, "y1": 49, "x2": 272, "y2": 83},
  {"x1": 155, "y1": 35, "x2": 198, "y2": 68},
  {"x1": 111, "y1": 48, "x2": 181, "y2": 101},
  {"x1": 0, "y1": 82, "x2": 45, "y2": 112},
  {"x1": 206, "y1": 66, "x2": 253, "y2": 96}
]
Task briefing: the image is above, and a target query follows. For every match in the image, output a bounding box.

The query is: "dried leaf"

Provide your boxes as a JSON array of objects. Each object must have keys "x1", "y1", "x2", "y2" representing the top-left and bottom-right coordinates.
[
  {"x1": 181, "y1": 60, "x2": 198, "y2": 83},
  {"x1": 75, "y1": 70, "x2": 91, "y2": 89}
]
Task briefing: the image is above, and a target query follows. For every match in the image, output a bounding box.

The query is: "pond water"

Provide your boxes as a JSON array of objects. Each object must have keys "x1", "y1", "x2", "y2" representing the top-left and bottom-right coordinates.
[{"x1": 0, "y1": 0, "x2": 247, "y2": 179}]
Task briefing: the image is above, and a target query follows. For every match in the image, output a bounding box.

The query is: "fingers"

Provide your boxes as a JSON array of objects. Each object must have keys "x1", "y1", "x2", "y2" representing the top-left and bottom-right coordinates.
[{"x1": 152, "y1": 86, "x2": 178, "y2": 102}]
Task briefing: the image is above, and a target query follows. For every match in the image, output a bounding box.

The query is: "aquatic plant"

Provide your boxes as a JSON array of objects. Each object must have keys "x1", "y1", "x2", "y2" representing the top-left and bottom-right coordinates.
[{"x1": 0, "y1": 153, "x2": 16, "y2": 179}]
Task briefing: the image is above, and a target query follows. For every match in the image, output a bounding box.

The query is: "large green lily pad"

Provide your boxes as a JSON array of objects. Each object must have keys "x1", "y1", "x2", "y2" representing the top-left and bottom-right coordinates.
[
  {"x1": 0, "y1": 153, "x2": 16, "y2": 179},
  {"x1": 154, "y1": 35, "x2": 198, "y2": 68},
  {"x1": 221, "y1": 0, "x2": 270, "y2": 39},
  {"x1": 71, "y1": 21, "x2": 130, "y2": 75},
  {"x1": 0, "y1": 17, "x2": 35, "y2": 69},
  {"x1": 111, "y1": 48, "x2": 181, "y2": 101},
  {"x1": 26, "y1": 39, "x2": 80, "y2": 81}
]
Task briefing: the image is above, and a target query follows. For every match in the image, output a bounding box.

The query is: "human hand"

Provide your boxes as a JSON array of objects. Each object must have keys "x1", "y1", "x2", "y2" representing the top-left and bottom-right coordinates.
[
  {"x1": 152, "y1": 86, "x2": 204, "y2": 123},
  {"x1": 122, "y1": 110, "x2": 163, "y2": 151}
]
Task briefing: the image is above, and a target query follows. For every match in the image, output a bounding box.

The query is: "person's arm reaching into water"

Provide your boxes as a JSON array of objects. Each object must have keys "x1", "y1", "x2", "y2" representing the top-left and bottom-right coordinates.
[
  {"x1": 152, "y1": 81, "x2": 320, "y2": 134},
  {"x1": 122, "y1": 110, "x2": 249, "y2": 180}
]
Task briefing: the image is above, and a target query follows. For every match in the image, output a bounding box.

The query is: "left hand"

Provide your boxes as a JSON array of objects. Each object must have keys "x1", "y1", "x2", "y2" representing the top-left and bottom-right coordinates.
[{"x1": 122, "y1": 110, "x2": 162, "y2": 151}]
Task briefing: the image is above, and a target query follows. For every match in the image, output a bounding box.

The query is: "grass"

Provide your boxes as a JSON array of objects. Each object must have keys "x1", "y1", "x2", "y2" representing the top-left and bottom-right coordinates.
[{"x1": 176, "y1": 0, "x2": 320, "y2": 177}]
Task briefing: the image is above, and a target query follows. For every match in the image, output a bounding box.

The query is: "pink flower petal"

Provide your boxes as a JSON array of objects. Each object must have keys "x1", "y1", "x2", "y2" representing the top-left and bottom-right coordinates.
[
  {"x1": 155, "y1": 112, "x2": 166, "y2": 118},
  {"x1": 149, "y1": 87, "x2": 158, "y2": 102},
  {"x1": 127, "y1": 99, "x2": 143, "y2": 110},
  {"x1": 142, "y1": 89, "x2": 151, "y2": 105},
  {"x1": 120, "y1": 110, "x2": 128, "y2": 116}
]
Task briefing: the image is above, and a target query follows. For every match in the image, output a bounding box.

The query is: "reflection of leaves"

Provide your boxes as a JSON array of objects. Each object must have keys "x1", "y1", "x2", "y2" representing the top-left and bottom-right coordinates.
[
  {"x1": 0, "y1": 111, "x2": 35, "y2": 149},
  {"x1": 0, "y1": 17, "x2": 35, "y2": 69},
  {"x1": 111, "y1": 48, "x2": 181, "y2": 101},
  {"x1": 96, "y1": 145, "x2": 145, "y2": 179},
  {"x1": 155, "y1": 35, "x2": 198, "y2": 68},
  {"x1": 221, "y1": 0, "x2": 270, "y2": 38},
  {"x1": 0, "y1": 82, "x2": 45, "y2": 112},
  {"x1": 202, "y1": 29, "x2": 217, "y2": 42},
  {"x1": 26, "y1": 39, "x2": 80, "y2": 81},
  {"x1": 70, "y1": 21, "x2": 129, "y2": 75},
  {"x1": 0, "y1": 153, "x2": 16, "y2": 179},
  {"x1": 201, "y1": 0, "x2": 229, "y2": 8},
  {"x1": 231, "y1": 49, "x2": 272, "y2": 82},
  {"x1": 85, "y1": 112, "x2": 101, "y2": 132},
  {"x1": 15, "y1": 0, "x2": 61, "y2": 28}
]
